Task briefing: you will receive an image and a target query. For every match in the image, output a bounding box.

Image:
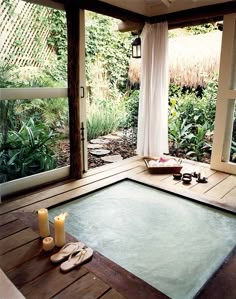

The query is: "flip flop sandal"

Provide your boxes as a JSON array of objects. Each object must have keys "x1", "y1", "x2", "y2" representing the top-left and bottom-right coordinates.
[
  {"x1": 60, "y1": 247, "x2": 93, "y2": 272},
  {"x1": 50, "y1": 242, "x2": 85, "y2": 263}
]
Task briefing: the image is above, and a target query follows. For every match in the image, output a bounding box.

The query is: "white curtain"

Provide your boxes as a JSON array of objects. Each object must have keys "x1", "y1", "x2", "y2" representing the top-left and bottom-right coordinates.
[{"x1": 137, "y1": 22, "x2": 169, "y2": 157}]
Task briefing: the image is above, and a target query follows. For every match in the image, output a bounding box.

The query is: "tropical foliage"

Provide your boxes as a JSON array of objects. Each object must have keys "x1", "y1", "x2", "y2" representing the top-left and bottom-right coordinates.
[
  {"x1": 0, "y1": 61, "x2": 67, "y2": 183},
  {"x1": 0, "y1": 119, "x2": 56, "y2": 182}
]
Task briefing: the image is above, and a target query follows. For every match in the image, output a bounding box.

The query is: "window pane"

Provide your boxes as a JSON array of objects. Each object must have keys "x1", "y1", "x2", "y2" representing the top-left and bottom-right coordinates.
[{"x1": 0, "y1": 98, "x2": 69, "y2": 183}]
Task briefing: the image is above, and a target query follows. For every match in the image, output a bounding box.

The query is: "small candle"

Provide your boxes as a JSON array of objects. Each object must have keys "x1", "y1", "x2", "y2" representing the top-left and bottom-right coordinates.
[
  {"x1": 42, "y1": 237, "x2": 55, "y2": 251},
  {"x1": 54, "y1": 213, "x2": 67, "y2": 247},
  {"x1": 38, "y1": 208, "x2": 50, "y2": 238}
]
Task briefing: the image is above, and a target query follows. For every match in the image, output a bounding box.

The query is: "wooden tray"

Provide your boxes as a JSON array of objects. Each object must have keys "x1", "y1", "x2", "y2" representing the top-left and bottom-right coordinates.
[{"x1": 144, "y1": 157, "x2": 182, "y2": 174}]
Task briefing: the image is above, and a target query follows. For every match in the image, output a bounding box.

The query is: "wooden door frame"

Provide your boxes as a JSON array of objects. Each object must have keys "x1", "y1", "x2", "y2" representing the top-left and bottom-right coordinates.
[{"x1": 66, "y1": 3, "x2": 83, "y2": 179}]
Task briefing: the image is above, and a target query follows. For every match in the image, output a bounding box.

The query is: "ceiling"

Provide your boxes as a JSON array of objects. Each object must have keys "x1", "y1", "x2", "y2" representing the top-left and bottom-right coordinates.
[{"x1": 99, "y1": 0, "x2": 234, "y2": 17}]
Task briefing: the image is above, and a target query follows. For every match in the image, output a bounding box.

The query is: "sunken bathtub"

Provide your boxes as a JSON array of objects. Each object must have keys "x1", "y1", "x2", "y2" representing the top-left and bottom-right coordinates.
[{"x1": 49, "y1": 179, "x2": 236, "y2": 299}]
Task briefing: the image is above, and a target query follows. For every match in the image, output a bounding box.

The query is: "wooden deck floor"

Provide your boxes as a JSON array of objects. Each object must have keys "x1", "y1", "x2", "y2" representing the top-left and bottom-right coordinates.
[{"x1": 1, "y1": 156, "x2": 236, "y2": 298}]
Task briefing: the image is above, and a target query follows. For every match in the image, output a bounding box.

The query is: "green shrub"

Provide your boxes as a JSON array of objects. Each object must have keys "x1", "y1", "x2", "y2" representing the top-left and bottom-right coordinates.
[
  {"x1": 186, "y1": 24, "x2": 217, "y2": 35},
  {"x1": 0, "y1": 118, "x2": 57, "y2": 183},
  {"x1": 168, "y1": 78, "x2": 218, "y2": 161},
  {"x1": 85, "y1": 12, "x2": 132, "y2": 94},
  {"x1": 123, "y1": 90, "x2": 140, "y2": 128},
  {"x1": 86, "y1": 98, "x2": 125, "y2": 141}
]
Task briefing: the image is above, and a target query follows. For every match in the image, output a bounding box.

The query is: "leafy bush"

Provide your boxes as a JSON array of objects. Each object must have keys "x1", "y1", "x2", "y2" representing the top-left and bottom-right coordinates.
[
  {"x1": 87, "y1": 98, "x2": 125, "y2": 141},
  {"x1": 123, "y1": 90, "x2": 140, "y2": 128},
  {"x1": 168, "y1": 118, "x2": 193, "y2": 156},
  {"x1": 86, "y1": 12, "x2": 132, "y2": 96},
  {"x1": 186, "y1": 24, "x2": 217, "y2": 35},
  {"x1": 186, "y1": 123, "x2": 212, "y2": 161},
  {"x1": 0, "y1": 118, "x2": 57, "y2": 183},
  {"x1": 168, "y1": 78, "x2": 218, "y2": 161}
]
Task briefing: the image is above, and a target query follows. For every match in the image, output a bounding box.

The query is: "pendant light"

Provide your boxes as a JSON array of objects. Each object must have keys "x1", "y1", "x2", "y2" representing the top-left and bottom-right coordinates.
[{"x1": 132, "y1": 36, "x2": 141, "y2": 58}]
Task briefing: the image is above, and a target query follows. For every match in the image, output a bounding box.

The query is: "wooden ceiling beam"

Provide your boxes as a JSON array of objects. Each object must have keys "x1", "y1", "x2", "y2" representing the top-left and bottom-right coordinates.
[
  {"x1": 150, "y1": 1, "x2": 236, "y2": 25},
  {"x1": 63, "y1": 0, "x2": 147, "y2": 22},
  {"x1": 118, "y1": 16, "x2": 223, "y2": 32},
  {"x1": 168, "y1": 16, "x2": 223, "y2": 30},
  {"x1": 27, "y1": 0, "x2": 236, "y2": 28}
]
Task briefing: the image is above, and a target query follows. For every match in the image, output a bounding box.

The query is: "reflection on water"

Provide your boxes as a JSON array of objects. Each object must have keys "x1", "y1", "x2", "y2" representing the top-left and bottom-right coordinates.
[{"x1": 49, "y1": 180, "x2": 236, "y2": 299}]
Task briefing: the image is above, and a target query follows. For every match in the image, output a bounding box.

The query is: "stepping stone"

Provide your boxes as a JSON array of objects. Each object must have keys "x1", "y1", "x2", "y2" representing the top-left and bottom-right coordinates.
[
  {"x1": 101, "y1": 155, "x2": 123, "y2": 163},
  {"x1": 113, "y1": 130, "x2": 124, "y2": 137},
  {"x1": 90, "y1": 149, "x2": 110, "y2": 156},
  {"x1": 87, "y1": 144, "x2": 103, "y2": 149},
  {"x1": 90, "y1": 139, "x2": 110, "y2": 144},
  {"x1": 103, "y1": 134, "x2": 121, "y2": 140}
]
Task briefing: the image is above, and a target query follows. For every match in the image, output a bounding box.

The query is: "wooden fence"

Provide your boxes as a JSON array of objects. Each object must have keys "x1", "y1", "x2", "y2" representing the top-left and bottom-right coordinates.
[{"x1": 0, "y1": 0, "x2": 55, "y2": 68}]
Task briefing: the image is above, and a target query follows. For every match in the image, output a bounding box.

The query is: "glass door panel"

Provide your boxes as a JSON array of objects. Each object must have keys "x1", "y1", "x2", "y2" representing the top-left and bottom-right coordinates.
[{"x1": 0, "y1": 97, "x2": 69, "y2": 184}]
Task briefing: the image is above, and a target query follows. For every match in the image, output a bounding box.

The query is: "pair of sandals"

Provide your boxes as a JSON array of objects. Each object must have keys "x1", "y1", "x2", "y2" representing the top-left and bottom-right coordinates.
[
  {"x1": 173, "y1": 172, "x2": 208, "y2": 184},
  {"x1": 50, "y1": 242, "x2": 93, "y2": 272}
]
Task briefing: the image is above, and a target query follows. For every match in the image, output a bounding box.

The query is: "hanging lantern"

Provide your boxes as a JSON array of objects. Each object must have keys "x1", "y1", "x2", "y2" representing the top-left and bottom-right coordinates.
[{"x1": 132, "y1": 37, "x2": 141, "y2": 58}]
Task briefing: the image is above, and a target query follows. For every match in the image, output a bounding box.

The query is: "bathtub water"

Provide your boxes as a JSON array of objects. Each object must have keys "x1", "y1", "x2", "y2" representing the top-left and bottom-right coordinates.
[{"x1": 49, "y1": 180, "x2": 236, "y2": 299}]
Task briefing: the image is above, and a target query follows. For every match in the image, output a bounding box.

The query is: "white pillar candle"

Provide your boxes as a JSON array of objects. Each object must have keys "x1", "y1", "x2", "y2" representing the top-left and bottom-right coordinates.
[
  {"x1": 42, "y1": 237, "x2": 55, "y2": 251},
  {"x1": 54, "y1": 213, "x2": 67, "y2": 247},
  {"x1": 38, "y1": 208, "x2": 50, "y2": 238}
]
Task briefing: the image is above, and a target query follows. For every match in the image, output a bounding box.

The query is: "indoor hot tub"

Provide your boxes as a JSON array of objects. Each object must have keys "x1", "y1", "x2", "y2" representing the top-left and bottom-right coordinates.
[{"x1": 49, "y1": 179, "x2": 236, "y2": 299}]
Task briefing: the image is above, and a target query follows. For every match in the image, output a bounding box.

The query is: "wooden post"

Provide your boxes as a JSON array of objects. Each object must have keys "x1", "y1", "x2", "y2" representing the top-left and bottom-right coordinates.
[{"x1": 66, "y1": 3, "x2": 82, "y2": 179}]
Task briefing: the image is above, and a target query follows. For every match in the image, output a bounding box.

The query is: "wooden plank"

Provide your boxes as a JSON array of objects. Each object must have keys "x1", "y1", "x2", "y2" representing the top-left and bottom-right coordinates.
[
  {"x1": 204, "y1": 174, "x2": 236, "y2": 200},
  {"x1": 160, "y1": 163, "x2": 200, "y2": 188},
  {"x1": 84, "y1": 155, "x2": 140, "y2": 177},
  {"x1": 5, "y1": 156, "x2": 140, "y2": 202},
  {"x1": 0, "y1": 239, "x2": 42, "y2": 272},
  {"x1": 6, "y1": 251, "x2": 58, "y2": 288},
  {"x1": 16, "y1": 166, "x2": 147, "y2": 212},
  {"x1": 173, "y1": 166, "x2": 216, "y2": 192},
  {"x1": 170, "y1": 16, "x2": 222, "y2": 30},
  {"x1": 150, "y1": 1, "x2": 236, "y2": 25},
  {"x1": 65, "y1": 0, "x2": 147, "y2": 23},
  {"x1": 0, "y1": 160, "x2": 144, "y2": 215},
  {"x1": 132, "y1": 161, "x2": 201, "y2": 189},
  {"x1": 100, "y1": 288, "x2": 125, "y2": 299},
  {"x1": 85, "y1": 252, "x2": 169, "y2": 299},
  {"x1": 197, "y1": 247, "x2": 236, "y2": 299},
  {"x1": 216, "y1": 185, "x2": 236, "y2": 209},
  {"x1": 54, "y1": 272, "x2": 110, "y2": 298},
  {"x1": 130, "y1": 176, "x2": 236, "y2": 215},
  {"x1": 0, "y1": 228, "x2": 39, "y2": 255},
  {"x1": 190, "y1": 171, "x2": 229, "y2": 195},
  {"x1": 132, "y1": 170, "x2": 171, "y2": 185},
  {"x1": 20, "y1": 266, "x2": 88, "y2": 298},
  {"x1": 0, "y1": 219, "x2": 28, "y2": 240},
  {"x1": 222, "y1": 186, "x2": 236, "y2": 201},
  {"x1": 66, "y1": 4, "x2": 82, "y2": 179},
  {"x1": 0, "y1": 213, "x2": 17, "y2": 226}
]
